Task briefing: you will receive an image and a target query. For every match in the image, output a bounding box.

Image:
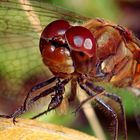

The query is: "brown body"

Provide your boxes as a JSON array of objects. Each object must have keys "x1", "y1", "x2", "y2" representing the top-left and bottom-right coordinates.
[
  {"x1": 82, "y1": 19, "x2": 140, "y2": 88},
  {"x1": 1, "y1": 18, "x2": 139, "y2": 140}
]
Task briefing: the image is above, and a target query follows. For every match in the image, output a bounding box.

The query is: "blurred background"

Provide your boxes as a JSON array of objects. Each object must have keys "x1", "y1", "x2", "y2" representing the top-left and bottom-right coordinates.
[{"x1": 0, "y1": 0, "x2": 140, "y2": 140}]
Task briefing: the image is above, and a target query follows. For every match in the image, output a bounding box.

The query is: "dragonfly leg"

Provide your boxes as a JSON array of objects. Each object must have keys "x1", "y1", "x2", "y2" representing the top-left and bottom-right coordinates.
[
  {"x1": 31, "y1": 87, "x2": 64, "y2": 119},
  {"x1": 0, "y1": 106, "x2": 24, "y2": 124},
  {"x1": 96, "y1": 98, "x2": 118, "y2": 140},
  {"x1": 23, "y1": 78, "x2": 69, "y2": 120},
  {"x1": 80, "y1": 77, "x2": 127, "y2": 139},
  {"x1": 28, "y1": 78, "x2": 69, "y2": 104},
  {"x1": 29, "y1": 78, "x2": 69, "y2": 119},
  {"x1": 0, "y1": 77, "x2": 69, "y2": 123},
  {"x1": 77, "y1": 76, "x2": 119, "y2": 140},
  {"x1": 78, "y1": 74, "x2": 105, "y2": 95},
  {"x1": 104, "y1": 93, "x2": 127, "y2": 140},
  {"x1": 0, "y1": 86, "x2": 55, "y2": 123},
  {"x1": 23, "y1": 76, "x2": 57, "y2": 110}
]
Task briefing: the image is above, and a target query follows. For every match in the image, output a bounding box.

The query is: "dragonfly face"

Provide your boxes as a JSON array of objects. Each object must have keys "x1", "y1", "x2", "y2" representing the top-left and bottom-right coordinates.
[{"x1": 40, "y1": 20, "x2": 96, "y2": 76}]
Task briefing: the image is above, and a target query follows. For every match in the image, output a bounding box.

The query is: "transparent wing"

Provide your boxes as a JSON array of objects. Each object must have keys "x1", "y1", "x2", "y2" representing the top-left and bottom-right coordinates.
[{"x1": 0, "y1": 0, "x2": 90, "y2": 105}]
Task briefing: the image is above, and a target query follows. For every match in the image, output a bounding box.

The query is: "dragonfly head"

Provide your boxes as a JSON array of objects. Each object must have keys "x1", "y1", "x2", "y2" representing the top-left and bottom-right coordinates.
[{"x1": 39, "y1": 20, "x2": 97, "y2": 77}]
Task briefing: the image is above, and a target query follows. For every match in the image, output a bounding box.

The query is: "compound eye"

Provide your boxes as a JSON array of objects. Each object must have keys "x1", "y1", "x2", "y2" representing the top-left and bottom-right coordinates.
[
  {"x1": 41, "y1": 20, "x2": 71, "y2": 39},
  {"x1": 40, "y1": 20, "x2": 71, "y2": 53},
  {"x1": 65, "y1": 26, "x2": 96, "y2": 57}
]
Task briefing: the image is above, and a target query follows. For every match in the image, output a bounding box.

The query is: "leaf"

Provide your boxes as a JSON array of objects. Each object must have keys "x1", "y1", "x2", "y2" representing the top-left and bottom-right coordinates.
[{"x1": 0, "y1": 118, "x2": 98, "y2": 140}]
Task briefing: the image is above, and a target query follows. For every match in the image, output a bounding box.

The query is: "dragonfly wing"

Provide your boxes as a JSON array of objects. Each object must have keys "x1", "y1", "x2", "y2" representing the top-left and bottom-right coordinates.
[{"x1": 0, "y1": 0, "x2": 90, "y2": 113}]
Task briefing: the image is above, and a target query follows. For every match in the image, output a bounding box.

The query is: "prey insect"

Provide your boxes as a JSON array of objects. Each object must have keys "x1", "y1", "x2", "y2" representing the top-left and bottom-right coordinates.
[{"x1": 0, "y1": 1, "x2": 140, "y2": 140}]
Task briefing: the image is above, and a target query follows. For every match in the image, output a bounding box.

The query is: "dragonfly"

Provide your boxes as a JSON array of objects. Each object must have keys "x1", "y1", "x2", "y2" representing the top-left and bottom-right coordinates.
[{"x1": 0, "y1": 0, "x2": 140, "y2": 140}]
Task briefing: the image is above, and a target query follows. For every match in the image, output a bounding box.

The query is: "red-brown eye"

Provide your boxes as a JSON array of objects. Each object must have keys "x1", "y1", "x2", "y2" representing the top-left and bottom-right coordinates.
[
  {"x1": 65, "y1": 26, "x2": 96, "y2": 57},
  {"x1": 41, "y1": 20, "x2": 71, "y2": 39},
  {"x1": 40, "y1": 20, "x2": 71, "y2": 53}
]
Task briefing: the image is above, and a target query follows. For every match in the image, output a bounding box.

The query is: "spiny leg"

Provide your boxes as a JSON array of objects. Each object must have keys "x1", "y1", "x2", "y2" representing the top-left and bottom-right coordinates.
[
  {"x1": 96, "y1": 98, "x2": 118, "y2": 140},
  {"x1": 78, "y1": 76, "x2": 119, "y2": 140},
  {"x1": 78, "y1": 75, "x2": 105, "y2": 94},
  {"x1": 29, "y1": 79, "x2": 69, "y2": 104},
  {"x1": 75, "y1": 76, "x2": 105, "y2": 112},
  {"x1": 81, "y1": 85, "x2": 127, "y2": 139},
  {"x1": 79, "y1": 76, "x2": 127, "y2": 138},
  {"x1": 21, "y1": 78, "x2": 69, "y2": 121},
  {"x1": 31, "y1": 79, "x2": 66, "y2": 119},
  {"x1": 104, "y1": 93, "x2": 127, "y2": 140},
  {"x1": 78, "y1": 85, "x2": 118, "y2": 139},
  {"x1": 0, "y1": 77, "x2": 57, "y2": 123},
  {"x1": 0, "y1": 78, "x2": 69, "y2": 123},
  {"x1": 16, "y1": 77, "x2": 58, "y2": 122},
  {"x1": 73, "y1": 91, "x2": 105, "y2": 114},
  {"x1": 0, "y1": 86, "x2": 56, "y2": 124},
  {"x1": 23, "y1": 77, "x2": 57, "y2": 110},
  {"x1": 81, "y1": 81, "x2": 127, "y2": 139},
  {"x1": 32, "y1": 93, "x2": 63, "y2": 119}
]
